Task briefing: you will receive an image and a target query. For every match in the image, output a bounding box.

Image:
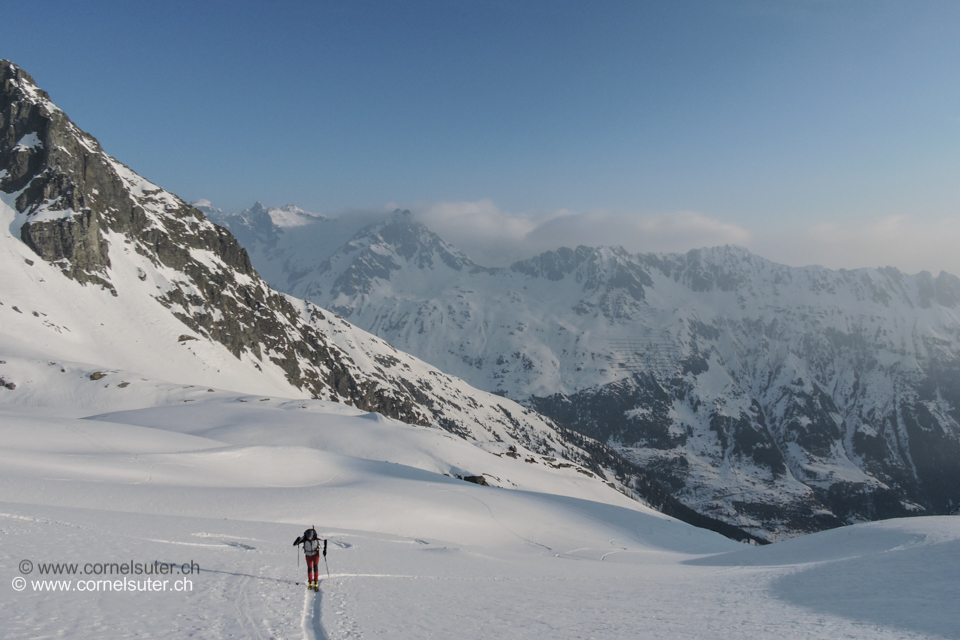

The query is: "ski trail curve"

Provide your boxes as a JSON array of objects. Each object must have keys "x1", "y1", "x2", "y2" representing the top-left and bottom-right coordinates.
[{"x1": 301, "y1": 587, "x2": 328, "y2": 640}]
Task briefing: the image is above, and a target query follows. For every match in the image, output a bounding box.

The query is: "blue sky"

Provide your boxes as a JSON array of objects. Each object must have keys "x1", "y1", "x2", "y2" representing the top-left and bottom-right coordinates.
[{"x1": 4, "y1": 0, "x2": 959, "y2": 272}]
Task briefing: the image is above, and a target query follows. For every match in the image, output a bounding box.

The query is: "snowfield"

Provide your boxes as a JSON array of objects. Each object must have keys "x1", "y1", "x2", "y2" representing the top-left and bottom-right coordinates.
[{"x1": 1, "y1": 387, "x2": 958, "y2": 639}]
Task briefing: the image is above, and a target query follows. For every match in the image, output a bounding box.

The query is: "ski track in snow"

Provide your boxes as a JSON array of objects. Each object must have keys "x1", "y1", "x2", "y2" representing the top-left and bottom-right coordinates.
[
  {"x1": 301, "y1": 588, "x2": 327, "y2": 640},
  {"x1": 236, "y1": 575, "x2": 265, "y2": 640}
]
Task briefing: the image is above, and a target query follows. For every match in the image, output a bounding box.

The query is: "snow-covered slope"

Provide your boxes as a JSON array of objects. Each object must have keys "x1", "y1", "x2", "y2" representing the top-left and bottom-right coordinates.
[
  {"x1": 1, "y1": 384, "x2": 663, "y2": 535},
  {"x1": 2, "y1": 396, "x2": 958, "y2": 639},
  {"x1": 214, "y1": 209, "x2": 960, "y2": 541}
]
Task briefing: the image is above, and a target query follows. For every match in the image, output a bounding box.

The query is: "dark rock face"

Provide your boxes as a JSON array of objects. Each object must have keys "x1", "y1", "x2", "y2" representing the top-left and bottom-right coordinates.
[{"x1": 2, "y1": 65, "x2": 112, "y2": 287}]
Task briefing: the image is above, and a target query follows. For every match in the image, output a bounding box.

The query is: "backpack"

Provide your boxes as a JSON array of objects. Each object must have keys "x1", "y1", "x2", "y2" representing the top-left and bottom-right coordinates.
[{"x1": 296, "y1": 527, "x2": 322, "y2": 555}]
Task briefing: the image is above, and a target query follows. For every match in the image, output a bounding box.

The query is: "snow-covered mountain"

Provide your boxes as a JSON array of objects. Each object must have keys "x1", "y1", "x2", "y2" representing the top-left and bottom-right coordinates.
[
  {"x1": 4, "y1": 60, "x2": 960, "y2": 639},
  {"x1": 212, "y1": 208, "x2": 960, "y2": 541},
  {"x1": 1, "y1": 59, "x2": 749, "y2": 538},
  {"x1": 203, "y1": 201, "x2": 389, "y2": 294}
]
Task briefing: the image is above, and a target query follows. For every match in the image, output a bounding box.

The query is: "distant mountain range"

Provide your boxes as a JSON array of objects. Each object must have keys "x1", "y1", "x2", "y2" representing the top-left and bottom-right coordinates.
[{"x1": 210, "y1": 203, "x2": 960, "y2": 541}]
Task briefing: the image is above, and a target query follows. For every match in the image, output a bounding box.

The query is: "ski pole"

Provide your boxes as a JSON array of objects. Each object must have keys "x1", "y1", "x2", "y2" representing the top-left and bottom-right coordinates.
[{"x1": 323, "y1": 539, "x2": 330, "y2": 578}]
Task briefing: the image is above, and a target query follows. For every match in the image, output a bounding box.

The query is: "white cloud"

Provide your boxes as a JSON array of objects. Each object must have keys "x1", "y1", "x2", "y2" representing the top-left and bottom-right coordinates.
[
  {"x1": 415, "y1": 199, "x2": 547, "y2": 244},
  {"x1": 409, "y1": 201, "x2": 751, "y2": 265},
  {"x1": 405, "y1": 199, "x2": 960, "y2": 276},
  {"x1": 526, "y1": 210, "x2": 752, "y2": 255}
]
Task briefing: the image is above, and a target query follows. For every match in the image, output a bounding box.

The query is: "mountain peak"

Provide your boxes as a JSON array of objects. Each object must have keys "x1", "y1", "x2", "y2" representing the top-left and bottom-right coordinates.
[
  {"x1": 351, "y1": 212, "x2": 477, "y2": 271},
  {"x1": 268, "y1": 203, "x2": 323, "y2": 228},
  {"x1": 1, "y1": 59, "x2": 61, "y2": 115},
  {"x1": 192, "y1": 199, "x2": 222, "y2": 217},
  {"x1": 3, "y1": 58, "x2": 204, "y2": 289}
]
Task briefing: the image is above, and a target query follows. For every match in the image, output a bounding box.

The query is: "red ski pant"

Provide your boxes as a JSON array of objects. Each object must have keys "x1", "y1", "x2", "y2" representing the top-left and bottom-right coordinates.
[{"x1": 306, "y1": 553, "x2": 319, "y2": 583}]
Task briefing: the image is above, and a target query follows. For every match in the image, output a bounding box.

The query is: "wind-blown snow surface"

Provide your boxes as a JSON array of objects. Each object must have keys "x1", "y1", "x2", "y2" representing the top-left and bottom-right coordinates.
[{"x1": 2, "y1": 389, "x2": 958, "y2": 639}]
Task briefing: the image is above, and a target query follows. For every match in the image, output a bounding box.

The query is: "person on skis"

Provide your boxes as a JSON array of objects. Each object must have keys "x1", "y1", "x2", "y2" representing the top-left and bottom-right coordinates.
[{"x1": 293, "y1": 527, "x2": 327, "y2": 591}]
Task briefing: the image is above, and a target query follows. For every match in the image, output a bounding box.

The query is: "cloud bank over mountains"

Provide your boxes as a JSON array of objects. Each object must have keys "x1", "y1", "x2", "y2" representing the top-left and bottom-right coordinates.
[
  {"x1": 759, "y1": 215, "x2": 960, "y2": 277},
  {"x1": 402, "y1": 199, "x2": 959, "y2": 275},
  {"x1": 407, "y1": 200, "x2": 751, "y2": 266}
]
